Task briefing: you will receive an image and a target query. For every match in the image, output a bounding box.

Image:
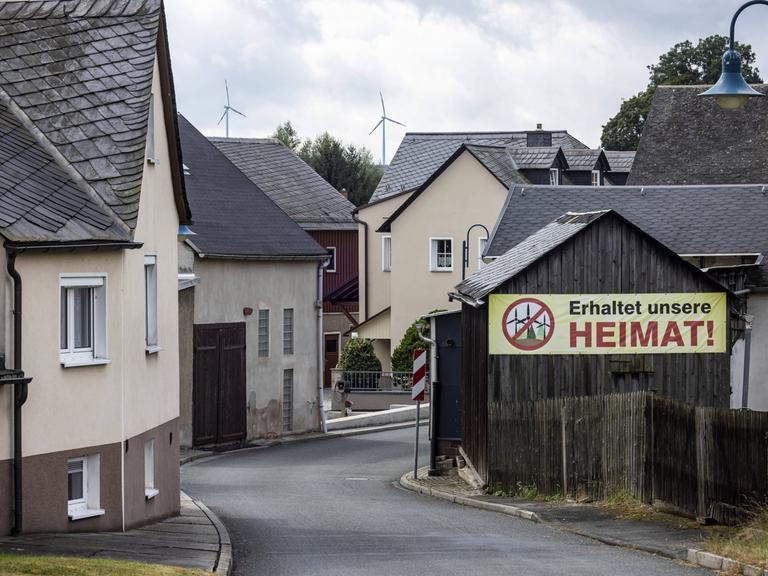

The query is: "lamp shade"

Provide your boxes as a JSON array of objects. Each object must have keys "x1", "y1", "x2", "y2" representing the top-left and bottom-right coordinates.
[{"x1": 699, "y1": 49, "x2": 763, "y2": 109}]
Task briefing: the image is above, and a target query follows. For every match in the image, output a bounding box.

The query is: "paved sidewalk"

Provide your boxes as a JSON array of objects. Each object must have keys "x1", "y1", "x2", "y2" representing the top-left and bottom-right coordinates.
[
  {"x1": 401, "y1": 467, "x2": 706, "y2": 561},
  {"x1": 0, "y1": 492, "x2": 231, "y2": 574}
]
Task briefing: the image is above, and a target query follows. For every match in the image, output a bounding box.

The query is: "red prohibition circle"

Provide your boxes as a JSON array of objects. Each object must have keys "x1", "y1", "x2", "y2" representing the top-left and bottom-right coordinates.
[{"x1": 501, "y1": 297, "x2": 555, "y2": 351}]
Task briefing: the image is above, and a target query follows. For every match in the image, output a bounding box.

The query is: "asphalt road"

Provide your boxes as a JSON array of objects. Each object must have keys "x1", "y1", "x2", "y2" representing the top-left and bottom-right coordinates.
[{"x1": 182, "y1": 427, "x2": 709, "y2": 576}]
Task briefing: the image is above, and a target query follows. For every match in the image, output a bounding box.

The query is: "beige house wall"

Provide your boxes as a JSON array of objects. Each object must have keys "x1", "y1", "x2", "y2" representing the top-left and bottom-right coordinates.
[
  {"x1": 191, "y1": 259, "x2": 320, "y2": 439},
  {"x1": 388, "y1": 151, "x2": 508, "y2": 351}
]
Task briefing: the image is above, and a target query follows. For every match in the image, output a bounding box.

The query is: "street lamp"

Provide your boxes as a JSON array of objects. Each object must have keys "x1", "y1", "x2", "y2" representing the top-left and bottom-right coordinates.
[
  {"x1": 461, "y1": 223, "x2": 490, "y2": 280},
  {"x1": 699, "y1": 0, "x2": 765, "y2": 109}
]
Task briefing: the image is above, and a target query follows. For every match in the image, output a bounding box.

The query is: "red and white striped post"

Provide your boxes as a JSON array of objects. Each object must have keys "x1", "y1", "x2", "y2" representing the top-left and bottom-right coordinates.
[{"x1": 412, "y1": 348, "x2": 426, "y2": 479}]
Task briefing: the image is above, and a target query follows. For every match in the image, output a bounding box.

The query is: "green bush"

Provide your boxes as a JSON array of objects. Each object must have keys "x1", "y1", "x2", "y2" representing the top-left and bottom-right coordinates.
[
  {"x1": 338, "y1": 338, "x2": 381, "y2": 372},
  {"x1": 392, "y1": 320, "x2": 429, "y2": 373}
]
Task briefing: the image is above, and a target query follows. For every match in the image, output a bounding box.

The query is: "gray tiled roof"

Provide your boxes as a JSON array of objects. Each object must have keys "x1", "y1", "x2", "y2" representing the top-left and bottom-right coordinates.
[
  {"x1": 456, "y1": 211, "x2": 607, "y2": 300},
  {"x1": 0, "y1": 0, "x2": 163, "y2": 241},
  {"x1": 508, "y1": 147, "x2": 565, "y2": 170},
  {"x1": 628, "y1": 85, "x2": 768, "y2": 185},
  {"x1": 485, "y1": 184, "x2": 768, "y2": 286},
  {"x1": 464, "y1": 145, "x2": 526, "y2": 187},
  {"x1": 179, "y1": 115, "x2": 326, "y2": 259},
  {"x1": 605, "y1": 150, "x2": 635, "y2": 173},
  {"x1": 563, "y1": 149, "x2": 604, "y2": 171},
  {"x1": 370, "y1": 130, "x2": 588, "y2": 202},
  {"x1": 210, "y1": 137, "x2": 355, "y2": 231}
]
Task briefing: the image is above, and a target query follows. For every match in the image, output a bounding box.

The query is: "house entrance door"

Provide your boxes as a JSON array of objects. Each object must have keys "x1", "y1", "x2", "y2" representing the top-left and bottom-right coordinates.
[
  {"x1": 193, "y1": 323, "x2": 246, "y2": 445},
  {"x1": 324, "y1": 333, "x2": 340, "y2": 387}
]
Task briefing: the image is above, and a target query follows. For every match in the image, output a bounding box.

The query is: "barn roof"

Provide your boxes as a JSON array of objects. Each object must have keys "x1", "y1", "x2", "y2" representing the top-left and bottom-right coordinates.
[
  {"x1": 628, "y1": 85, "x2": 768, "y2": 185},
  {"x1": 370, "y1": 130, "x2": 588, "y2": 202},
  {"x1": 210, "y1": 137, "x2": 356, "y2": 231},
  {"x1": 178, "y1": 115, "x2": 327, "y2": 260}
]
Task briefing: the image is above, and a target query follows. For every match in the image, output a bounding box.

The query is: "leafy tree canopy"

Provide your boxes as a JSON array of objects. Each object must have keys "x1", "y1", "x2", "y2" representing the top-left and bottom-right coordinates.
[
  {"x1": 272, "y1": 120, "x2": 301, "y2": 150},
  {"x1": 600, "y1": 35, "x2": 762, "y2": 151},
  {"x1": 338, "y1": 338, "x2": 382, "y2": 373},
  {"x1": 391, "y1": 319, "x2": 429, "y2": 373}
]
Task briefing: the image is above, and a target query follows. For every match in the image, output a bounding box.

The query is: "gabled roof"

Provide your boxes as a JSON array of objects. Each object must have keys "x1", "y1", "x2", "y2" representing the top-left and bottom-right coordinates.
[
  {"x1": 485, "y1": 183, "x2": 768, "y2": 285},
  {"x1": 508, "y1": 147, "x2": 568, "y2": 170},
  {"x1": 178, "y1": 115, "x2": 327, "y2": 260},
  {"x1": 628, "y1": 85, "x2": 768, "y2": 185},
  {"x1": 0, "y1": 0, "x2": 189, "y2": 244},
  {"x1": 370, "y1": 130, "x2": 589, "y2": 202},
  {"x1": 605, "y1": 150, "x2": 635, "y2": 173},
  {"x1": 563, "y1": 149, "x2": 608, "y2": 171},
  {"x1": 210, "y1": 137, "x2": 355, "y2": 231},
  {"x1": 456, "y1": 211, "x2": 608, "y2": 300}
]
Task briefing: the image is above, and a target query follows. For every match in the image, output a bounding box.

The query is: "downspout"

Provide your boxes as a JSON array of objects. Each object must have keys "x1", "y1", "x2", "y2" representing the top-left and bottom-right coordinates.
[
  {"x1": 7, "y1": 249, "x2": 28, "y2": 535},
  {"x1": 417, "y1": 320, "x2": 438, "y2": 475},
  {"x1": 352, "y1": 210, "x2": 368, "y2": 321},
  {"x1": 317, "y1": 259, "x2": 330, "y2": 433}
]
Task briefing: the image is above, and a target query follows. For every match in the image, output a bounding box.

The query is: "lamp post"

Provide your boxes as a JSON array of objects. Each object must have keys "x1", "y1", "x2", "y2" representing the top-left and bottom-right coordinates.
[
  {"x1": 699, "y1": 1, "x2": 766, "y2": 109},
  {"x1": 461, "y1": 223, "x2": 490, "y2": 280}
]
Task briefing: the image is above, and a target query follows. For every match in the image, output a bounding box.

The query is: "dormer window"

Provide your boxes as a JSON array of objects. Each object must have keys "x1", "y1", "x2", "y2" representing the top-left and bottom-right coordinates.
[
  {"x1": 549, "y1": 168, "x2": 560, "y2": 186},
  {"x1": 591, "y1": 170, "x2": 602, "y2": 186}
]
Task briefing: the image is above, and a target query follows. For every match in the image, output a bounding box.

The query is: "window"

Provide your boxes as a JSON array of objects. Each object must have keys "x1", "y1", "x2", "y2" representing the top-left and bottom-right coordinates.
[
  {"x1": 549, "y1": 168, "x2": 560, "y2": 186},
  {"x1": 60, "y1": 276, "x2": 107, "y2": 367},
  {"x1": 326, "y1": 247, "x2": 336, "y2": 273},
  {"x1": 430, "y1": 238, "x2": 453, "y2": 272},
  {"x1": 258, "y1": 309, "x2": 270, "y2": 357},
  {"x1": 478, "y1": 237, "x2": 488, "y2": 270},
  {"x1": 146, "y1": 93, "x2": 159, "y2": 165},
  {"x1": 144, "y1": 439, "x2": 158, "y2": 500},
  {"x1": 591, "y1": 170, "x2": 602, "y2": 186},
  {"x1": 144, "y1": 255, "x2": 159, "y2": 352},
  {"x1": 382, "y1": 235, "x2": 392, "y2": 272},
  {"x1": 282, "y1": 369, "x2": 294, "y2": 432},
  {"x1": 283, "y1": 308, "x2": 294, "y2": 355},
  {"x1": 67, "y1": 455, "x2": 104, "y2": 520}
]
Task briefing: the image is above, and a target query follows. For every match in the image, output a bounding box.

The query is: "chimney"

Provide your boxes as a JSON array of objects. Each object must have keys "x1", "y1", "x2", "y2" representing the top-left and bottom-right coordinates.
[
  {"x1": 536, "y1": 123, "x2": 542, "y2": 130},
  {"x1": 527, "y1": 124, "x2": 552, "y2": 147}
]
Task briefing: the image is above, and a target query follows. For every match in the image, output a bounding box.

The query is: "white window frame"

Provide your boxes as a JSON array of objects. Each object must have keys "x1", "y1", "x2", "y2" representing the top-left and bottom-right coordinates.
[
  {"x1": 68, "y1": 454, "x2": 104, "y2": 521},
  {"x1": 146, "y1": 92, "x2": 159, "y2": 165},
  {"x1": 144, "y1": 439, "x2": 159, "y2": 500},
  {"x1": 429, "y1": 237, "x2": 454, "y2": 272},
  {"x1": 60, "y1": 274, "x2": 109, "y2": 368},
  {"x1": 478, "y1": 237, "x2": 489, "y2": 270},
  {"x1": 326, "y1": 247, "x2": 337, "y2": 273},
  {"x1": 144, "y1": 255, "x2": 161, "y2": 353},
  {"x1": 381, "y1": 235, "x2": 392, "y2": 272},
  {"x1": 591, "y1": 169, "x2": 602, "y2": 186},
  {"x1": 549, "y1": 168, "x2": 560, "y2": 186},
  {"x1": 258, "y1": 309, "x2": 270, "y2": 358}
]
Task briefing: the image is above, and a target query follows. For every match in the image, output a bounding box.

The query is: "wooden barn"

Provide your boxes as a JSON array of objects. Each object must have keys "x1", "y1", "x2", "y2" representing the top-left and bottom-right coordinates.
[{"x1": 451, "y1": 210, "x2": 739, "y2": 484}]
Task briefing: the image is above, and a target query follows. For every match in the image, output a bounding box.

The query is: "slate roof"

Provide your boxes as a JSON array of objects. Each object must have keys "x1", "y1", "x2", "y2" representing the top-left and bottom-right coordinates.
[
  {"x1": 464, "y1": 145, "x2": 526, "y2": 187},
  {"x1": 178, "y1": 115, "x2": 326, "y2": 259},
  {"x1": 484, "y1": 183, "x2": 768, "y2": 286},
  {"x1": 0, "y1": 0, "x2": 167, "y2": 236},
  {"x1": 605, "y1": 150, "x2": 635, "y2": 173},
  {"x1": 456, "y1": 211, "x2": 608, "y2": 300},
  {"x1": 628, "y1": 85, "x2": 768, "y2": 185},
  {"x1": 508, "y1": 147, "x2": 567, "y2": 170},
  {"x1": 370, "y1": 130, "x2": 589, "y2": 202},
  {"x1": 563, "y1": 149, "x2": 605, "y2": 171},
  {"x1": 210, "y1": 137, "x2": 355, "y2": 231}
]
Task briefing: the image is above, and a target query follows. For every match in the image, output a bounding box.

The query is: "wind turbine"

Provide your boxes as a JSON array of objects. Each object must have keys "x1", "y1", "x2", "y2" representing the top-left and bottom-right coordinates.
[
  {"x1": 217, "y1": 80, "x2": 246, "y2": 138},
  {"x1": 369, "y1": 92, "x2": 404, "y2": 166}
]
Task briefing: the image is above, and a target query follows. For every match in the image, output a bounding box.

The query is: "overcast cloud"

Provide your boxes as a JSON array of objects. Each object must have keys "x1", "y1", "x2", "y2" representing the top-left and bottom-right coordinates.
[{"x1": 165, "y1": 0, "x2": 768, "y2": 158}]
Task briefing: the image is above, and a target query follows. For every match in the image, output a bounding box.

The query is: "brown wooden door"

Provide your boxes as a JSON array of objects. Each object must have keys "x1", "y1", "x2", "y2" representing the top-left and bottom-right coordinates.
[
  {"x1": 193, "y1": 323, "x2": 246, "y2": 445},
  {"x1": 324, "y1": 334, "x2": 339, "y2": 388}
]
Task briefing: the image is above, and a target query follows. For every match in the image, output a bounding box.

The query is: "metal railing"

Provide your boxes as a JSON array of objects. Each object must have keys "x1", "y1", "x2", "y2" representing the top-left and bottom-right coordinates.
[{"x1": 330, "y1": 369, "x2": 428, "y2": 392}]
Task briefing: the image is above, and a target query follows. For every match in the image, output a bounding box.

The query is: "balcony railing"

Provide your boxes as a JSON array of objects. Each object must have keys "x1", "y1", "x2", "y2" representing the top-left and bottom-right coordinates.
[{"x1": 330, "y1": 368, "x2": 429, "y2": 392}]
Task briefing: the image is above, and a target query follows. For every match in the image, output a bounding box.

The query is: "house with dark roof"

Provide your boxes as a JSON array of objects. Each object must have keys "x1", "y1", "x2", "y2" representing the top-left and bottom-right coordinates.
[
  {"x1": 0, "y1": 0, "x2": 190, "y2": 534},
  {"x1": 210, "y1": 137, "x2": 357, "y2": 387},
  {"x1": 628, "y1": 85, "x2": 768, "y2": 185},
  {"x1": 563, "y1": 149, "x2": 610, "y2": 186},
  {"x1": 481, "y1": 182, "x2": 768, "y2": 412},
  {"x1": 178, "y1": 117, "x2": 328, "y2": 447}
]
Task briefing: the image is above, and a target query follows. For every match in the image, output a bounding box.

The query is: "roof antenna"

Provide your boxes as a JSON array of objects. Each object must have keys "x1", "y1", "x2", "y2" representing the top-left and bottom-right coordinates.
[
  {"x1": 369, "y1": 92, "x2": 405, "y2": 166},
  {"x1": 217, "y1": 79, "x2": 246, "y2": 138}
]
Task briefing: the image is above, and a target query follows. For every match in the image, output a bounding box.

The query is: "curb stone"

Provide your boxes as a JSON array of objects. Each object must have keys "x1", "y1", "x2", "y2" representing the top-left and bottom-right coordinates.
[
  {"x1": 193, "y1": 497, "x2": 233, "y2": 575},
  {"x1": 687, "y1": 548, "x2": 768, "y2": 576}
]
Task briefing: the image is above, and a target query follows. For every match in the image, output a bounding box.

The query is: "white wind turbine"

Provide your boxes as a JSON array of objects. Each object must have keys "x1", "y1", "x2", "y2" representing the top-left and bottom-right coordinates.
[
  {"x1": 369, "y1": 92, "x2": 405, "y2": 166},
  {"x1": 217, "y1": 80, "x2": 246, "y2": 138}
]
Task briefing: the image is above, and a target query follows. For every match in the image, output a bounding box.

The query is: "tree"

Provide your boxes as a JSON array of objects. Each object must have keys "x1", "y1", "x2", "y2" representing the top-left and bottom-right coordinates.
[
  {"x1": 600, "y1": 35, "x2": 762, "y2": 150},
  {"x1": 391, "y1": 320, "x2": 429, "y2": 373},
  {"x1": 338, "y1": 338, "x2": 382, "y2": 373},
  {"x1": 272, "y1": 121, "x2": 301, "y2": 150}
]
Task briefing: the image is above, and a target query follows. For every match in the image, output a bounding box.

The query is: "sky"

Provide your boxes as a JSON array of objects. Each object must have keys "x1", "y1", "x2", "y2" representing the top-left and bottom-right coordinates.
[{"x1": 165, "y1": 0, "x2": 768, "y2": 160}]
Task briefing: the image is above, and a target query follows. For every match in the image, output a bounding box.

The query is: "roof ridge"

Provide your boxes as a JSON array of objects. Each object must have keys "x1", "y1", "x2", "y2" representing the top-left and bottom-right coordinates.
[
  {"x1": 404, "y1": 130, "x2": 571, "y2": 136},
  {"x1": 0, "y1": 0, "x2": 160, "y2": 19},
  {"x1": 209, "y1": 136, "x2": 281, "y2": 145},
  {"x1": 0, "y1": 87, "x2": 131, "y2": 237}
]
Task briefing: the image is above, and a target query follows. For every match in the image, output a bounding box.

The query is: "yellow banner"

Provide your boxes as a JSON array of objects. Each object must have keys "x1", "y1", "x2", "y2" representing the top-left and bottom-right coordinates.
[{"x1": 489, "y1": 293, "x2": 727, "y2": 355}]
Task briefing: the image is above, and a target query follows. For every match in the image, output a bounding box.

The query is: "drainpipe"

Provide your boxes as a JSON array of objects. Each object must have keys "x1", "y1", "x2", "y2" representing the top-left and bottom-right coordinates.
[
  {"x1": 742, "y1": 314, "x2": 754, "y2": 409},
  {"x1": 417, "y1": 320, "x2": 438, "y2": 475},
  {"x1": 6, "y1": 249, "x2": 29, "y2": 535},
  {"x1": 352, "y1": 210, "x2": 368, "y2": 321},
  {"x1": 317, "y1": 259, "x2": 330, "y2": 433}
]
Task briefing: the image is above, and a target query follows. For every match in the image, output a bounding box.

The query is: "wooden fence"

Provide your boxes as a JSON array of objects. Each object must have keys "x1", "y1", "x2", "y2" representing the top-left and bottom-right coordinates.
[{"x1": 488, "y1": 392, "x2": 768, "y2": 522}]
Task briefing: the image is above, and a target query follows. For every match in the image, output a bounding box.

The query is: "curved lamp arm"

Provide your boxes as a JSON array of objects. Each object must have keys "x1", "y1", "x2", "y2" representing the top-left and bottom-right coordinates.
[{"x1": 730, "y1": 0, "x2": 768, "y2": 48}]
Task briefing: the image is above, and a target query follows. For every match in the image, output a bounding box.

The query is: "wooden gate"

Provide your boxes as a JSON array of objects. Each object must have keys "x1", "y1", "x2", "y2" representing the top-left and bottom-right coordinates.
[{"x1": 193, "y1": 323, "x2": 246, "y2": 446}]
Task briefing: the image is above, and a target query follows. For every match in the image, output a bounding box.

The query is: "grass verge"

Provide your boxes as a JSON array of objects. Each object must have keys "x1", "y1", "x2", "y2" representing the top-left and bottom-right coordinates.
[
  {"x1": 0, "y1": 554, "x2": 209, "y2": 576},
  {"x1": 596, "y1": 490, "x2": 702, "y2": 530},
  {"x1": 703, "y1": 509, "x2": 768, "y2": 570}
]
